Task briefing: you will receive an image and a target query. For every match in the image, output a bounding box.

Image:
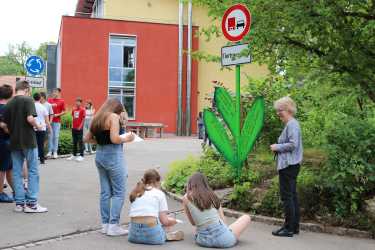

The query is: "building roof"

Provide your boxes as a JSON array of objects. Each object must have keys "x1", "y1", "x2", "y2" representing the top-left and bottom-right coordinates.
[{"x1": 75, "y1": 0, "x2": 94, "y2": 17}]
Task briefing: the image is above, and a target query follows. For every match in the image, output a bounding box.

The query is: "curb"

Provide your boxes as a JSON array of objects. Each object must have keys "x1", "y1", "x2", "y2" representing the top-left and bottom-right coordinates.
[
  {"x1": 164, "y1": 190, "x2": 374, "y2": 240},
  {"x1": 0, "y1": 221, "x2": 126, "y2": 250}
]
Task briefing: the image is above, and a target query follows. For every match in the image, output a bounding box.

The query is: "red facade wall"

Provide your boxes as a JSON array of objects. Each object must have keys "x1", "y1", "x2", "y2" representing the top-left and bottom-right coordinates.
[{"x1": 59, "y1": 16, "x2": 198, "y2": 133}]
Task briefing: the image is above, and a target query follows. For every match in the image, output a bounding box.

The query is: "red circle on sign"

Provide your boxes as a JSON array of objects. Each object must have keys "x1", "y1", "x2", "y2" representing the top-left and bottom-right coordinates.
[{"x1": 221, "y1": 4, "x2": 251, "y2": 42}]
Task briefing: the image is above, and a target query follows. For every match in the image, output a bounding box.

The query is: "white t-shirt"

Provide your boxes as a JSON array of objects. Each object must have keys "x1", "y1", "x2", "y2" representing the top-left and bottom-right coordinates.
[
  {"x1": 35, "y1": 102, "x2": 49, "y2": 131},
  {"x1": 43, "y1": 101, "x2": 54, "y2": 116},
  {"x1": 129, "y1": 188, "x2": 168, "y2": 218}
]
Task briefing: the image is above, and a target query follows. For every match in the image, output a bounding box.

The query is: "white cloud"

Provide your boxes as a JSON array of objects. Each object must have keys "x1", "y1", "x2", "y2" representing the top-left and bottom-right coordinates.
[{"x1": 0, "y1": 0, "x2": 77, "y2": 55}]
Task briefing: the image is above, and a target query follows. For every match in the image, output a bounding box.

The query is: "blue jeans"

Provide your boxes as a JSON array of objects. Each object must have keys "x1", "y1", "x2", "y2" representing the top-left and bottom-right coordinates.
[
  {"x1": 128, "y1": 221, "x2": 166, "y2": 245},
  {"x1": 48, "y1": 122, "x2": 61, "y2": 153},
  {"x1": 11, "y1": 148, "x2": 39, "y2": 206},
  {"x1": 84, "y1": 118, "x2": 93, "y2": 152},
  {"x1": 195, "y1": 221, "x2": 237, "y2": 248},
  {"x1": 95, "y1": 144, "x2": 127, "y2": 224}
]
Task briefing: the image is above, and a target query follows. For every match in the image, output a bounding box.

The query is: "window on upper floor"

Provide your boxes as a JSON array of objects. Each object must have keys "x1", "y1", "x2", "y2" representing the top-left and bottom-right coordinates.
[
  {"x1": 92, "y1": 0, "x2": 104, "y2": 18},
  {"x1": 108, "y1": 36, "x2": 137, "y2": 119}
]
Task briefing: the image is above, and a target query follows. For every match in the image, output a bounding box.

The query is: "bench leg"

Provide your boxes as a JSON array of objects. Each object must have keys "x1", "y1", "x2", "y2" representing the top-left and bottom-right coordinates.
[{"x1": 142, "y1": 128, "x2": 146, "y2": 139}]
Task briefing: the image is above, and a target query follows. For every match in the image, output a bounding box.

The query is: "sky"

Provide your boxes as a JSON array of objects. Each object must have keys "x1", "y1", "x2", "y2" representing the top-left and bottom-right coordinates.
[{"x1": 0, "y1": 0, "x2": 78, "y2": 55}]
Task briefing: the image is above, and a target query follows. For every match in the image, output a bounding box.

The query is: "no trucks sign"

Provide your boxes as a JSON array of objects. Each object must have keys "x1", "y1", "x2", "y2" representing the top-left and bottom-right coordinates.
[{"x1": 221, "y1": 4, "x2": 251, "y2": 42}]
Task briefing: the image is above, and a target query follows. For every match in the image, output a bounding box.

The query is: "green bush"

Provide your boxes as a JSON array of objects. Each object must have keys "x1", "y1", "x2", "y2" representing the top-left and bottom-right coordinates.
[
  {"x1": 228, "y1": 182, "x2": 256, "y2": 212},
  {"x1": 164, "y1": 156, "x2": 199, "y2": 194},
  {"x1": 199, "y1": 147, "x2": 233, "y2": 189},
  {"x1": 61, "y1": 111, "x2": 72, "y2": 130},
  {"x1": 251, "y1": 166, "x2": 329, "y2": 219},
  {"x1": 58, "y1": 129, "x2": 73, "y2": 155},
  {"x1": 324, "y1": 116, "x2": 375, "y2": 217},
  {"x1": 164, "y1": 147, "x2": 234, "y2": 194},
  {"x1": 257, "y1": 176, "x2": 283, "y2": 217},
  {"x1": 297, "y1": 167, "x2": 332, "y2": 218}
]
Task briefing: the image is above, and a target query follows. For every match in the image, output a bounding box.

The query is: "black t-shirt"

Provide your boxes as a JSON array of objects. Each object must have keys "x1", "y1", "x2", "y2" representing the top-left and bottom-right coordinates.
[
  {"x1": 4, "y1": 95, "x2": 37, "y2": 150},
  {"x1": 0, "y1": 104, "x2": 9, "y2": 141}
]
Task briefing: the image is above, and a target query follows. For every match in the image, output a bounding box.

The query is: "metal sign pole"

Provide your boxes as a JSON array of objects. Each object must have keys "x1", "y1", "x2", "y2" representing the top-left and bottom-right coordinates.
[{"x1": 235, "y1": 64, "x2": 241, "y2": 178}]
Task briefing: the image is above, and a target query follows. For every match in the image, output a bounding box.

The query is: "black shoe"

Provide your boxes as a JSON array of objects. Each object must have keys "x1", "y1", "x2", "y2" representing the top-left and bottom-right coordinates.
[
  {"x1": 293, "y1": 228, "x2": 299, "y2": 235},
  {"x1": 272, "y1": 227, "x2": 293, "y2": 237}
]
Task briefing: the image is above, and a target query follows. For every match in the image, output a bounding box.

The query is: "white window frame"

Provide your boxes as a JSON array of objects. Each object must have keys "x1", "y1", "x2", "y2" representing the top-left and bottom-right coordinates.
[
  {"x1": 108, "y1": 34, "x2": 137, "y2": 120},
  {"x1": 56, "y1": 39, "x2": 62, "y2": 88},
  {"x1": 92, "y1": 0, "x2": 104, "y2": 18}
]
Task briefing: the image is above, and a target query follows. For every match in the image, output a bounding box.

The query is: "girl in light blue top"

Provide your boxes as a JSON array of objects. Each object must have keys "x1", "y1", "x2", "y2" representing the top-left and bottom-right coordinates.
[{"x1": 183, "y1": 172, "x2": 251, "y2": 248}]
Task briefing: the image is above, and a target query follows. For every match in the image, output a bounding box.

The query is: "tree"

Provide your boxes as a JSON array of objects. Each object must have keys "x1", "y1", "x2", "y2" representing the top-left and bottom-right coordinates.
[
  {"x1": 0, "y1": 56, "x2": 23, "y2": 75},
  {"x1": 35, "y1": 41, "x2": 56, "y2": 61},
  {"x1": 8, "y1": 42, "x2": 33, "y2": 75},
  {"x1": 0, "y1": 41, "x2": 54, "y2": 76},
  {"x1": 194, "y1": 0, "x2": 375, "y2": 103},
  {"x1": 0, "y1": 42, "x2": 33, "y2": 76}
]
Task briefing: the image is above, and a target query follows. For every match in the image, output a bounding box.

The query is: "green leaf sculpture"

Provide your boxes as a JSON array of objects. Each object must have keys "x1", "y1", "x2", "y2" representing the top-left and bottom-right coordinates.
[
  {"x1": 204, "y1": 87, "x2": 265, "y2": 177},
  {"x1": 214, "y1": 87, "x2": 238, "y2": 137}
]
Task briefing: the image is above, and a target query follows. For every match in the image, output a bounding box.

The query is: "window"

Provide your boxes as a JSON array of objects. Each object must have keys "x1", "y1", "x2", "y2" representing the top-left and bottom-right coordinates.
[
  {"x1": 109, "y1": 36, "x2": 136, "y2": 119},
  {"x1": 56, "y1": 40, "x2": 62, "y2": 88},
  {"x1": 92, "y1": 0, "x2": 103, "y2": 18}
]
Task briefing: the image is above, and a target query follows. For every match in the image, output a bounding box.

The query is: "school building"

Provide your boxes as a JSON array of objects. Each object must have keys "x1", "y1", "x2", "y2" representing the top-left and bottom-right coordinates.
[{"x1": 48, "y1": 0, "x2": 268, "y2": 134}]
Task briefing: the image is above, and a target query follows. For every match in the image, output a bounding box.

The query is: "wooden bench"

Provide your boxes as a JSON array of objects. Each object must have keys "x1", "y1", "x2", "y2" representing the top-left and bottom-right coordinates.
[{"x1": 126, "y1": 122, "x2": 166, "y2": 138}]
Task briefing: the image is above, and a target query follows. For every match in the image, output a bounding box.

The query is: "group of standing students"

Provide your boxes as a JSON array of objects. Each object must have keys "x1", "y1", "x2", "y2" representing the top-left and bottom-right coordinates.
[{"x1": 67, "y1": 97, "x2": 96, "y2": 162}]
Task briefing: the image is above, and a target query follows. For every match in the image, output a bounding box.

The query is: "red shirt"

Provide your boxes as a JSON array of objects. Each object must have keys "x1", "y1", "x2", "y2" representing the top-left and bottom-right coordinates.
[
  {"x1": 48, "y1": 98, "x2": 66, "y2": 123},
  {"x1": 72, "y1": 106, "x2": 86, "y2": 130}
]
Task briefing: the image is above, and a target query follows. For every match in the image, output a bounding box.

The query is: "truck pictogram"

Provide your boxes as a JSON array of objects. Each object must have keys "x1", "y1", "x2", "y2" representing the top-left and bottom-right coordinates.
[
  {"x1": 236, "y1": 20, "x2": 245, "y2": 29},
  {"x1": 228, "y1": 17, "x2": 236, "y2": 31},
  {"x1": 227, "y1": 17, "x2": 245, "y2": 31}
]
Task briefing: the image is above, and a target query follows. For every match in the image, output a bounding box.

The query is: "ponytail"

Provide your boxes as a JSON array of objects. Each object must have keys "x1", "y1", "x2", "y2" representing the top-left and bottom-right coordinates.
[
  {"x1": 129, "y1": 169, "x2": 161, "y2": 203},
  {"x1": 129, "y1": 181, "x2": 146, "y2": 203}
]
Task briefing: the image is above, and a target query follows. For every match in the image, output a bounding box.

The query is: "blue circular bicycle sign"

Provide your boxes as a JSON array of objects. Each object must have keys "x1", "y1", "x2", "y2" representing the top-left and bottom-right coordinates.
[{"x1": 25, "y1": 55, "x2": 45, "y2": 76}]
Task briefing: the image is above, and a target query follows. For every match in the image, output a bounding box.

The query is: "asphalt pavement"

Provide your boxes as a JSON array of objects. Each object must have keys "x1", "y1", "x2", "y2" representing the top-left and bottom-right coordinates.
[{"x1": 0, "y1": 137, "x2": 373, "y2": 250}]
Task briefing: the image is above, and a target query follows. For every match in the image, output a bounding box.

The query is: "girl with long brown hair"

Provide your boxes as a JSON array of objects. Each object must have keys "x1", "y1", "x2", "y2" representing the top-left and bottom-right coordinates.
[
  {"x1": 183, "y1": 172, "x2": 251, "y2": 248},
  {"x1": 128, "y1": 169, "x2": 184, "y2": 245},
  {"x1": 84, "y1": 98, "x2": 134, "y2": 236}
]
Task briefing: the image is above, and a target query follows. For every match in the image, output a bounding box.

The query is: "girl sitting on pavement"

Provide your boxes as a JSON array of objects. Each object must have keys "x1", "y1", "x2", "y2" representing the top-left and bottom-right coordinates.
[
  {"x1": 183, "y1": 172, "x2": 251, "y2": 248},
  {"x1": 128, "y1": 169, "x2": 184, "y2": 245}
]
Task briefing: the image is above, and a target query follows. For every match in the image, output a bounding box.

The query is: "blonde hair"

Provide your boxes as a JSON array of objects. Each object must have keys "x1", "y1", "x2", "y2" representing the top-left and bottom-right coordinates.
[{"x1": 274, "y1": 96, "x2": 297, "y2": 115}]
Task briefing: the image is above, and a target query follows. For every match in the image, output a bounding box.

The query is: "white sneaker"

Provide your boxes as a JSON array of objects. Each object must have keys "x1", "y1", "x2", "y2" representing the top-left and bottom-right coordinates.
[
  {"x1": 24, "y1": 204, "x2": 48, "y2": 213},
  {"x1": 46, "y1": 152, "x2": 52, "y2": 158},
  {"x1": 106, "y1": 224, "x2": 128, "y2": 236},
  {"x1": 67, "y1": 156, "x2": 76, "y2": 161},
  {"x1": 75, "y1": 156, "x2": 84, "y2": 162},
  {"x1": 53, "y1": 152, "x2": 58, "y2": 159},
  {"x1": 14, "y1": 205, "x2": 25, "y2": 213},
  {"x1": 101, "y1": 224, "x2": 109, "y2": 234}
]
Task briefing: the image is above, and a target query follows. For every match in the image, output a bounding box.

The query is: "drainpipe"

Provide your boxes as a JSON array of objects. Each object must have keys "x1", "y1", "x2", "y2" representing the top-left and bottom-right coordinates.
[
  {"x1": 177, "y1": 0, "x2": 184, "y2": 136},
  {"x1": 185, "y1": 0, "x2": 193, "y2": 136}
]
